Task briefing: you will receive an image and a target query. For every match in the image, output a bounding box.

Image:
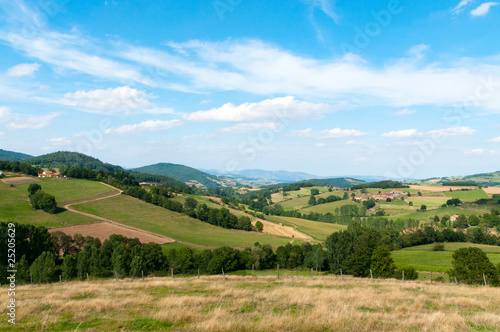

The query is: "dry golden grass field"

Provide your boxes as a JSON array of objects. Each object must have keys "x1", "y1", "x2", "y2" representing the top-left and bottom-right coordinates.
[{"x1": 2, "y1": 275, "x2": 500, "y2": 331}]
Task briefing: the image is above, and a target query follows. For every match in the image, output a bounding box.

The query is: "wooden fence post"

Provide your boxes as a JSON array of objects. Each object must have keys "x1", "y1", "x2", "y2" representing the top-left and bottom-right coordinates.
[
  {"x1": 277, "y1": 264, "x2": 280, "y2": 279},
  {"x1": 59, "y1": 275, "x2": 62, "y2": 284},
  {"x1": 30, "y1": 274, "x2": 33, "y2": 285},
  {"x1": 198, "y1": 268, "x2": 200, "y2": 279},
  {"x1": 222, "y1": 268, "x2": 226, "y2": 280},
  {"x1": 252, "y1": 264, "x2": 254, "y2": 278},
  {"x1": 483, "y1": 273, "x2": 487, "y2": 287},
  {"x1": 171, "y1": 268, "x2": 174, "y2": 280},
  {"x1": 370, "y1": 269, "x2": 373, "y2": 281},
  {"x1": 311, "y1": 268, "x2": 313, "y2": 278},
  {"x1": 430, "y1": 272, "x2": 432, "y2": 283},
  {"x1": 86, "y1": 272, "x2": 89, "y2": 282},
  {"x1": 402, "y1": 270, "x2": 404, "y2": 281},
  {"x1": 141, "y1": 270, "x2": 144, "y2": 281}
]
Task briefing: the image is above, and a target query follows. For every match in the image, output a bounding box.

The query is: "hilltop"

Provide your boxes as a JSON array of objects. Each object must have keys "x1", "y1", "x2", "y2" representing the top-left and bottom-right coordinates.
[
  {"x1": 25, "y1": 151, "x2": 124, "y2": 172},
  {"x1": 0, "y1": 148, "x2": 32, "y2": 162},
  {"x1": 132, "y1": 163, "x2": 231, "y2": 188}
]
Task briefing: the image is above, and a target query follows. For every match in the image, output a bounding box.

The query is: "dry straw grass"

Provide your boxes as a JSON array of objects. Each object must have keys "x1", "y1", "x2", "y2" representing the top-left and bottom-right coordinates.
[{"x1": 1, "y1": 275, "x2": 500, "y2": 331}]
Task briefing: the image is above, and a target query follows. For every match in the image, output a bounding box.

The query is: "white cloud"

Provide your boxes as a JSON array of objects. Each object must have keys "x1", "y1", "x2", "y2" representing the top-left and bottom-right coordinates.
[
  {"x1": 453, "y1": 0, "x2": 474, "y2": 14},
  {"x1": 304, "y1": 0, "x2": 339, "y2": 22},
  {"x1": 105, "y1": 120, "x2": 183, "y2": 134},
  {"x1": 382, "y1": 129, "x2": 419, "y2": 138},
  {"x1": 465, "y1": 148, "x2": 496, "y2": 155},
  {"x1": 6, "y1": 63, "x2": 40, "y2": 77},
  {"x1": 471, "y1": 2, "x2": 498, "y2": 16},
  {"x1": 293, "y1": 127, "x2": 368, "y2": 139},
  {"x1": 0, "y1": 106, "x2": 11, "y2": 121},
  {"x1": 8, "y1": 112, "x2": 60, "y2": 129},
  {"x1": 47, "y1": 137, "x2": 71, "y2": 146},
  {"x1": 489, "y1": 136, "x2": 500, "y2": 142},
  {"x1": 55, "y1": 86, "x2": 173, "y2": 115},
  {"x1": 315, "y1": 143, "x2": 327, "y2": 147},
  {"x1": 220, "y1": 122, "x2": 283, "y2": 133},
  {"x1": 184, "y1": 96, "x2": 337, "y2": 122},
  {"x1": 427, "y1": 127, "x2": 476, "y2": 137},
  {"x1": 393, "y1": 109, "x2": 416, "y2": 116},
  {"x1": 382, "y1": 127, "x2": 476, "y2": 138}
]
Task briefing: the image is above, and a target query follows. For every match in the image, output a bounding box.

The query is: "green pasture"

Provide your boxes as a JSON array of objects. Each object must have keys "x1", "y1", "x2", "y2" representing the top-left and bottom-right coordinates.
[
  {"x1": 265, "y1": 215, "x2": 347, "y2": 241},
  {"x1": 444, "y1": 189, "x2": 489, "y2": 201}
]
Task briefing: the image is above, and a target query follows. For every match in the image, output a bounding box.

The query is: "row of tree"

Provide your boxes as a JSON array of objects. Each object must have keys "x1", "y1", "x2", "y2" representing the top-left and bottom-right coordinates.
[{"x1": 125, "y1": 187, "x2": 254, "y2": 231}]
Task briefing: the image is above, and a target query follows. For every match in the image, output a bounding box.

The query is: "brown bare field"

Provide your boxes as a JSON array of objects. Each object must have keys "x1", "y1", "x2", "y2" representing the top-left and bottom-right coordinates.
[
  {"x1": 409, "y1": 185, "x2": 478, "y2": 192},
  {"x1": 252, "y1": 219, "x2": 313, "y2": 241},
  {"x1": 1, "y1": 176, "x2": 39, "y2": 185},
  {"x1": 4, "y1": 276, "x2": 500, "y2": 331},
  {"x1": 484, "y1": 187, "x2": 500, "y2": 195},
  {"x1": 49, "y1": 221, "x2": 175, "y2": 244}
]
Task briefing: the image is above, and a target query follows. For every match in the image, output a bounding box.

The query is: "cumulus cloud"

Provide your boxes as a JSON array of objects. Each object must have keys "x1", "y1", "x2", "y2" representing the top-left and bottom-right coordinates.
[
  {"x1": 47, "y1": 137, "x2": 71, "y2": 146},
  {"x1": 489, "y1": 136, "x2": 500, "y2": 142},
  {"x1": 8, "y1": 112, "x2": 60, "y2": 129},
  {"x1": 292, "y1": 127, "x2": 368, "y2": 139},
  {"x1": 382, "y1": 127, "x2": 476, "y2": 138},
  {"x1": 56, "y1": 86, "x2": 173, "y2": 115},
  {"x1": 184, "y1": 96, "x2": 337, "y2": 122},
  {"x1": 471, "y1": 2, "x2": 499, "y2": 16},
  {"x1": 105, "y1": 120, "x2": 183, "y2": 134},
  {"x1": 393, "y1": 109, "x2": 416, "y2": 116},
  {"x1": 6, "y1": 63, "x2": 40, "y2": 77}
]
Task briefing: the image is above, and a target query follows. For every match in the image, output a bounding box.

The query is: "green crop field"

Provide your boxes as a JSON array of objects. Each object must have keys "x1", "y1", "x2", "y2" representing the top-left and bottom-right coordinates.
[
  {"x1": 0, "y1": 181, "x2": 100, "y2": 228},
  {"x1": 265, "y1": 215, "x2": 346, "y2": 241},
  {"x1": 444, "y1": 189, "x2": 489, "y2": 201},
  {"x1": 405, "y1": 195, "x2": 449, "y2": 207},
  {"x1": 16, "y1": 178, "x2": 116, "y2": 204},
  {"x1": 299, "y1": 199, "x2": 357, "y2": 214},
  {"x1": 392, "y1": 206, "x2": 480, "y2": 221},
  {"x1": 72, "y1": 195, "x2": 295, "y2": 248},
  {"x1": 392, "y1": 243, "x2": 500, "y2": 272}
]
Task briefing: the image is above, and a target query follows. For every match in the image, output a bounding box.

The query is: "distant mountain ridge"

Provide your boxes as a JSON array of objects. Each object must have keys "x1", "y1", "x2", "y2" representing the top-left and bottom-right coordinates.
[
  {"x1": 201, "y1": 168, "x2": 321, "y2": 183},
  {"x1": 132, "y1": 163, "x2": 230, "y2": 188},
  {"x1": 0, "y1": 149, "x2": 33, "y2": 162}
]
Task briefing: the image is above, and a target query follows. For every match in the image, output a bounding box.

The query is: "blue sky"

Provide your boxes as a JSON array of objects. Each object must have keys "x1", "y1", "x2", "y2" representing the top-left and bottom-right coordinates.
[{"x1": 0, "y1": 0, "x2": 499, "y2": 179}]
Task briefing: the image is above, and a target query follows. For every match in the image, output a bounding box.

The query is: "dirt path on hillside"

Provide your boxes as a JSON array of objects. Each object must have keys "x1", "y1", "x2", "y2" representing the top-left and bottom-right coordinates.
[{"x1": 60, "y1": 183, "x2": 175, "y2": 244}]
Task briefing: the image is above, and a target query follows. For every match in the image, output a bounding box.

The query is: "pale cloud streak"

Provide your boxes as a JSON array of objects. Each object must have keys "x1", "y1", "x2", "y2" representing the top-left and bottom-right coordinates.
[
  {"x1": 292, "y1": 127, "x2": 369, "y2": 139},
  {"x1": 8, "y1": 112, "x2": 60, "y2": 129},
  {"x1": 6, "y1": 63, "x2": 41, "y2": 77},
  {"x1": 105, "y1": 120, "x2": 183, "y2": 135},
  {"x1": 393, "y1": 109, "x2": 416, "y2": 116},
  {"x1": 382, "y1": 127, "x2": 476, "y2": 138}
]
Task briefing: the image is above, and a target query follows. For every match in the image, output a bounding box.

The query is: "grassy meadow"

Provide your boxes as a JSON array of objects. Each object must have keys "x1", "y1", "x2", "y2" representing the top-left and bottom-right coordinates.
[
  {"x1": 265, "y1": 215, "x2": 347, "y2": 241},
  {"x1": 392, "y1": 243, "x2": 500, "y2": 273},
  {"x1": 0, "y1": 181, "x2": 99, "y2": 228},
  {"x1": 3, "y1": 276, "x2": 500, "y2": 331},
  {"x1": 15, "y1": 178, "x2": 117, "y2": 205}
]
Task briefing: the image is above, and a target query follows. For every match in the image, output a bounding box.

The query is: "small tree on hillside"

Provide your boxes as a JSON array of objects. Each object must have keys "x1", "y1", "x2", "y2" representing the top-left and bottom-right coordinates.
[
  {"x1": 448, "y1": 247, "x2": 499, "y2": 286},
  {"x1": 308, "y1": 196, "x2": 317, "y2": 206},
  {"x1": 28, "y1": 183, "x2": 42, "y2": 196},
  {"x1": 255, "y1": 221, "x2": 264, "y2": 232}
]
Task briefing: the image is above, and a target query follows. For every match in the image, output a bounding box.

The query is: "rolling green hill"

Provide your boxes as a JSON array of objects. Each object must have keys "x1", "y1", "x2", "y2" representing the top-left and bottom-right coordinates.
[
  {"x1": 132, "y1": 163, "x2": 227, "y2": 188},
  {"x1": 0, "y1": 148, "x2": 32, "y2": 161},
  {"x1": 25, "y1": 151, "x2": 124, "y2": 172},
  {"x1": 418, "y1": 171, "x2": 500, "y2": 186}
]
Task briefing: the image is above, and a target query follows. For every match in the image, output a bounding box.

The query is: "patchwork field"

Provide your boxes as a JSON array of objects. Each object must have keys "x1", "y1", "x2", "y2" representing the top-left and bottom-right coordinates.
[
  {"x1": 4, "y1": 276, "x2": 500, "y2": 331},
  {"x1": 409, "y1": 185, "x2": 478, "y2": 192},
  {"x1": 1, "y1": 176, "x2": 39, "y2": 185},
  {"x1": 444, "y1": 189, "x2": 489, "y2": 201},
  {"x1": 71, "y1": 195, "x2": 296, "y2": 248},
  {"x1": 49, "y1": 222, "x2": 175, "y2": 244}
]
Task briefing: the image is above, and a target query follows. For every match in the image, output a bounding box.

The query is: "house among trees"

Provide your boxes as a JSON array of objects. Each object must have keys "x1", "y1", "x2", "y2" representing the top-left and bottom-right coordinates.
[
  {"x1": 354, "y1": 196, "x2": 368, "y2": 202},
  {"x1": 450, "y1": 214, "x2": 460, "y2": 222},
  {"x1": 372, "y1": 194, "x2": 394, "y2": 200},
  {"x1": 390, "y1": 190, "x2": 406, "y2": 195},
  {"x1": 37, "y1": 171, "x2": 63, "y2": 178}
]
